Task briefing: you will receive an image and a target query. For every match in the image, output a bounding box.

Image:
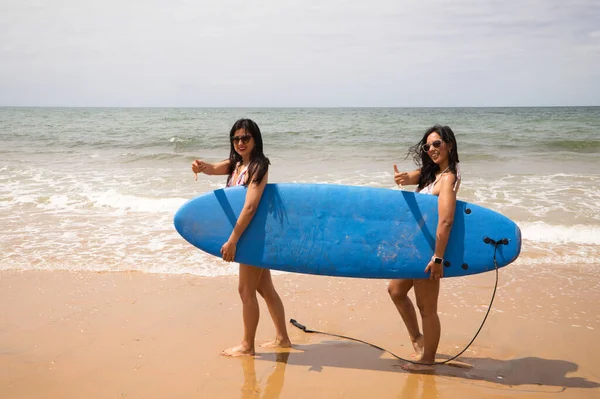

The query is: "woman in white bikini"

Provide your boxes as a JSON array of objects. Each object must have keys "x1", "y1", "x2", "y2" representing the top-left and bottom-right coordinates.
[
  {"x1": 390, "y1": 125, "x2": 461, "y2": 372},
  {"x1": 191, "y1": 119, "x2": 291, "y2": 357}
]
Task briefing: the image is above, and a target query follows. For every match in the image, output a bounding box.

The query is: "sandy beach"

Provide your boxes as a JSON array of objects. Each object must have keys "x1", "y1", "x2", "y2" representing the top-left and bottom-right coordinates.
[{"x1": 1, "y1": 267, "x2": 598, "y2": 399}]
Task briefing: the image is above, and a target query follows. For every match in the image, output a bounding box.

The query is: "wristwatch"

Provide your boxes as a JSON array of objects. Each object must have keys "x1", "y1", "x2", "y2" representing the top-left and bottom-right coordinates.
[{"x1": 432, "y1": 256, "x2": 443, "y2": 264}]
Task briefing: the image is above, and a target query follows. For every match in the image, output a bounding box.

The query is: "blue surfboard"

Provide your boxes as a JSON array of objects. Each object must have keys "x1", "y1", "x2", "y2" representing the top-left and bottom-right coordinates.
[{"x1": 174, "y1": 184, "x2": 521, "y2": 279}]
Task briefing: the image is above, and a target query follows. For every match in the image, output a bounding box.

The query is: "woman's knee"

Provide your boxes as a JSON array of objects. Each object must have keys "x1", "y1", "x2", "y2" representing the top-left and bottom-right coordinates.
[
  {"x1": 238, "y1": 284, "x2": 258, "y2": 303},
  {"x1": 388, "y1": 280, "x2": 409, "y2": 300},
  {"x1": 257, "y1": 285, "x2": 273, "y2": 300},
  {"x1": 416, "y1": 297, "x2": 438, "y2": 317},
  {"x1": 414, "y1": 281, "x2": 439, "y2": 316},
  {"x1": 257, "y1": 284, "x2": 277, "y2": 301}
]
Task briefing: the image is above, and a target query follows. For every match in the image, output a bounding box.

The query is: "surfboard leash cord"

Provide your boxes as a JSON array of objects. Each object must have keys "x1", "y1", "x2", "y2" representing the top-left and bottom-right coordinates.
[{"x1": 290, "y1": 236, "x2": 508, "y2": 366}]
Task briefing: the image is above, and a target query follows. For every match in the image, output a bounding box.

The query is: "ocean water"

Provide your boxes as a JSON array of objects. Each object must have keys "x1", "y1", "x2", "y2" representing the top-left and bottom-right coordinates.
[{"x1": 1, "y1": 107, "x2": 599, "y2": 277}]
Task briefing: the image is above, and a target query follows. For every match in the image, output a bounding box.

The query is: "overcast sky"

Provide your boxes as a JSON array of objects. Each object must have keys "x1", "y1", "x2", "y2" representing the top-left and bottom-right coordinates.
[{"x1": 1, "y1": 0, "x2": 599, "y2": 107}]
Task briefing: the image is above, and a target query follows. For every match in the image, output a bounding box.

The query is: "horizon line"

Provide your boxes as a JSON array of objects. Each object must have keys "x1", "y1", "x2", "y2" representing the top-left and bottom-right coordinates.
[{"x1": 1, "y1": 105, "x2": 599, "y2": 109}]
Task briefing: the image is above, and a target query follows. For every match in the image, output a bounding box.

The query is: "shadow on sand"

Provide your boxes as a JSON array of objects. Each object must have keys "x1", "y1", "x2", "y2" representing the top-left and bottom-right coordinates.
[{"x1": 254, "y1": 340, "x2": 599, "y2": 394}]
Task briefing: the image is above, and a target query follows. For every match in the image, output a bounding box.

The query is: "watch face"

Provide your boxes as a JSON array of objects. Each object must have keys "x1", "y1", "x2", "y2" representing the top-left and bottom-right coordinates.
[{"x1": 433, "y1": 257, "x2": 443, "y2": 264}]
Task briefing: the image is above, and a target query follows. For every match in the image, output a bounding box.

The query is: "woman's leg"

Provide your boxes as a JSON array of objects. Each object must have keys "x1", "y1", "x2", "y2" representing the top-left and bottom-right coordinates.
[
  {"x1": 401, "y1": 278, "x2": 440, "y2": 371},
  {"x1": 257, "y1": 270, "x2": 291, "y2": 348},
  {"x1": 388, "y1": 279, "x2": 423, "y2": 358},
  {"x1": 221, "y1": 263, "x2": 265, "y2": 357}
]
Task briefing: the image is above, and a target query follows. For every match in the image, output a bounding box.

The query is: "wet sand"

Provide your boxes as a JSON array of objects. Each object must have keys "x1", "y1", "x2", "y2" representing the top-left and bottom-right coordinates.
[{"x1": 1, "y1": 267, "x2": 599, "y2": 398}]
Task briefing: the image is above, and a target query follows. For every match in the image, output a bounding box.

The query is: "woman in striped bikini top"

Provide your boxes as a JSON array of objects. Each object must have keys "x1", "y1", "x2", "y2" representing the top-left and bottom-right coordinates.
[
  {"x1": 190, "y1": 118, "x2": 291, "y2": 357},
  {"x1": 226, "y1": 163, "x2": 249, "y2": 187}
]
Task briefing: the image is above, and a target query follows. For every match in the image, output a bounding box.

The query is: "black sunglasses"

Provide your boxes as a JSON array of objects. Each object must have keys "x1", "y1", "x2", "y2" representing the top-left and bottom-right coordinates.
[
  {"x1": 422, "y1": 140, "x2": 443, "y2": 152},
  {"x1": 231, "y1": 134, "x2": 252, "y2": 144}
]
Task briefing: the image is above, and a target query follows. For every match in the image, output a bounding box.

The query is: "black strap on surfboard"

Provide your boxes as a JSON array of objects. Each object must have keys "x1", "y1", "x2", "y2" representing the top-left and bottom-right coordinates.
[{"x1": 290, "y1": 237, "x2": 508, "y2": 366}]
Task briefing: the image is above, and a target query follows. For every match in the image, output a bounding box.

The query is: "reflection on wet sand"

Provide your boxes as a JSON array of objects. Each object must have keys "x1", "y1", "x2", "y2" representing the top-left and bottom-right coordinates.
[
  {"x1": 239, "y1": 352, "x2": 291, "y2": 399},
  {"x1": 397, "y1": 372, "x2": 439, "y2": 398}
]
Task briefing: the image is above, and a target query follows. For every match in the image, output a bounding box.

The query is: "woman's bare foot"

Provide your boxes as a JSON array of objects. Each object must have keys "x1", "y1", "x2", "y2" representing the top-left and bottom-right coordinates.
[
  {"x1": 260, "y1": 338, "x2": 292, "y2": 348},
  {"x1": 400, "y1": 361, "x2": 435, "y2": 373},
  {"x1": 221, "y1": 344, "x2": 255, "y2": 357},
  {"x1": 410, "y1": 334, "x2": 425, "y2": 359}
]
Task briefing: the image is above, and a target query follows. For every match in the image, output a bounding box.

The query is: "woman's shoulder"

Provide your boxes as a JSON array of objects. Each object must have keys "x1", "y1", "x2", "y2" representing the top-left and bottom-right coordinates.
[
  {"x1": 443, "y1": 165, "x2": 460, "y2": 179},
  {"x1": 440, "y1": 167, "x2": 461, "y2": 191},
  {"x1": 439, "y1": 172, "x2": 456, "y2": 182}
]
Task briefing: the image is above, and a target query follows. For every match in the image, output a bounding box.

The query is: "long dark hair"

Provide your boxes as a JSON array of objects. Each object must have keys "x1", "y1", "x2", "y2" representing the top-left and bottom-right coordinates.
[
  {"x1": 408, "y1": 125, "x2": 460, "y2": 190},
  {"x1": 226, "y1": 118, "x2": 270, "y2": 186}
]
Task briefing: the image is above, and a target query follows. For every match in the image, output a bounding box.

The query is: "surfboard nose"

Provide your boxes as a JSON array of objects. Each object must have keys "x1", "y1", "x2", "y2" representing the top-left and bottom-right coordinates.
[{"x1": 173, "y1": 202, "x2": 193, "y2": 243}]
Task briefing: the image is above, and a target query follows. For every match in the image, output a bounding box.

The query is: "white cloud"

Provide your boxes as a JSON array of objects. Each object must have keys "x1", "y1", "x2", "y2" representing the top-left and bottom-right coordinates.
[{"x1": 0, "y1": 0, "x2": 599, "y2": 106}]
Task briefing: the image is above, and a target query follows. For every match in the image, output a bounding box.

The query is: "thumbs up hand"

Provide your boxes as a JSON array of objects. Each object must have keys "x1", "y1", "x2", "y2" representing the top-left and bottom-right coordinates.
[{"x1": 393, "y1": 164, "x2": 410, "y2": 186}]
